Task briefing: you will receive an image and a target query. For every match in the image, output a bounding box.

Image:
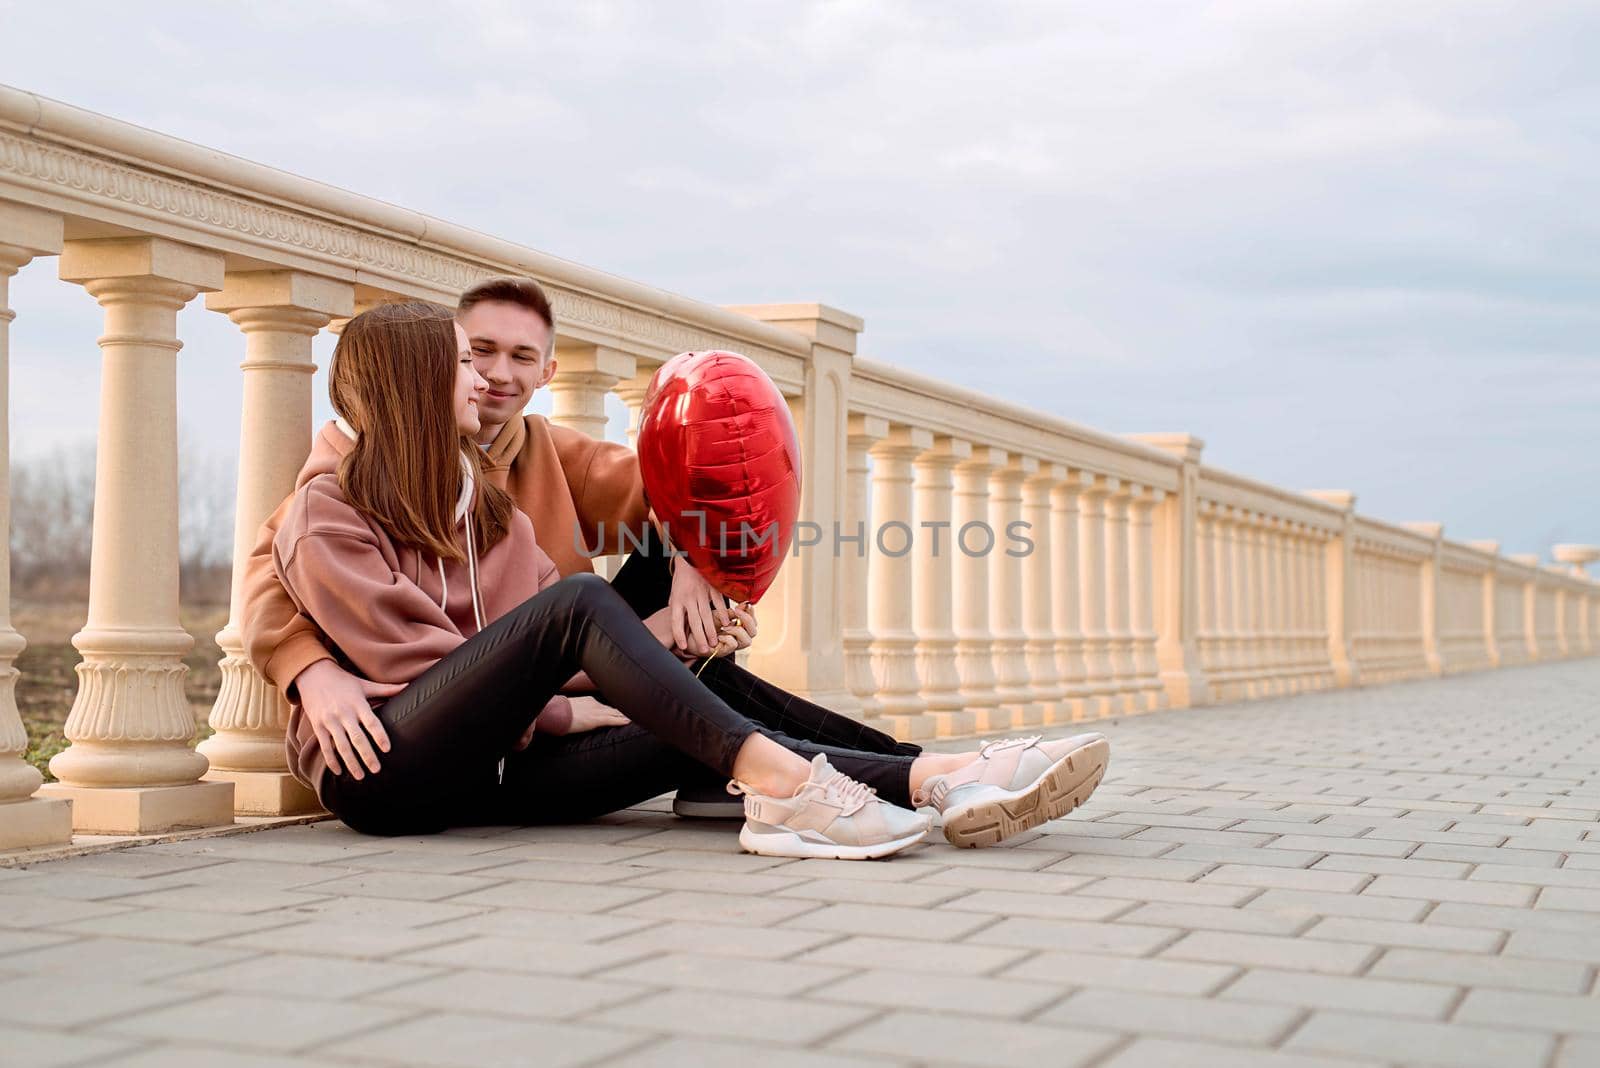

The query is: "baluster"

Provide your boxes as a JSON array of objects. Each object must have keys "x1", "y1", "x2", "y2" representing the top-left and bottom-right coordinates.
[
  {"x1": 40, "y1": 238, "x2": 234, "y2": 833},
  {"x1": 843, "y1": 416, "x2": 888, "y2": 719},
  {"x1": 868, "y1": 427, "x2": 932, "y2": 737},
  {"x1": 954, "y1": 447, "x2": 1004, "y2": 730},
  {"x1": 913, "y1": 437, "x2": 971, "y2": 736},
  {"x1": 1103, "y1": 484, "x2": 1135, "y2": 711},
  {"x1": 1077, "y1": 477, "x2": 1115, "y2": 716},
  {"x1": 0, "y1": 205, "x2": 72, "y2": 849},
  {"x1": 1128, "y1": 488, "x2": 1162, "y2": 710},
  {"x1": 1050, "y1": 473, "x2": 1090, "y2": 722},
  {"x1": 1021, "y1": 465, "x2": 1063, "y2": 723}
]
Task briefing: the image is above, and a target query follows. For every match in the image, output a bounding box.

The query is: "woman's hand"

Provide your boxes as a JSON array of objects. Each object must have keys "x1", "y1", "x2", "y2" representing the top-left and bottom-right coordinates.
[
  {"x1": 293, "y1": 658, "x2": 392, "y2": 779},
  {"x1": 710, "y1": 602, "x2": 757, "y2": 658},
  {"x1": 539, "y1": 695, "x2": 630, "y2": 737},
  {"x1": 666, "y1": 556, "x2": 730, "y2": 657}
]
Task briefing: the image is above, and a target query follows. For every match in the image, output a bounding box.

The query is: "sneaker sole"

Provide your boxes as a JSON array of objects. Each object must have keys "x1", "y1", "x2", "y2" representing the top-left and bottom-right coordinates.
[
  {"x1": 738, "y1": 823, "x2": 930, "y2": 860},
  {"x1": 672, "y1": 798, "x2": 746, "y2": 820},
  {"x1": 940, "y1": 737, "x2": 1111, "y2": 849}
]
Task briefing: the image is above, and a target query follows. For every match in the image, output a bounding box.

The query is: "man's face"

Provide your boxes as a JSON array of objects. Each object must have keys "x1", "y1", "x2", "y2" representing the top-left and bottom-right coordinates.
[{"x1": 458, "y1": 299, "x2": 556, "y2": 430}]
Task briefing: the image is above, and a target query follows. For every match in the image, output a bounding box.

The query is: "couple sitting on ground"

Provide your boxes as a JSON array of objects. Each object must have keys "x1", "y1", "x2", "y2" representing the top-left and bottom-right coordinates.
[{"x1": 241, "y1": 277, "x2": 1110, "y2": 860}]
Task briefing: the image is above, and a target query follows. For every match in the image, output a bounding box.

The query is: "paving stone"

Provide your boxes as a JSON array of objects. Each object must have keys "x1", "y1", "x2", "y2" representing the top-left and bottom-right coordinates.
[
  {"x1": 1163, "y1": 931, "x2": 1378, "y2": 975},
  {"x1": 0, "y1": 935, "x2": 255, "y2": 981},
  {"x1": 1311, "y1": 854, "x2": 1473, "y2": 879},
  {"x1": 397, "y1": 934, "x2": 654, "y2": 976},
  {"x1": 273, "y1": 893, "x2": 485, "y2": 928},
  {"x1": 94, "y1": 1048, "x2": 335, "y2": 1068},
  {"x1": 1469, "y1": 863, "x2": 1600, "y2": 889},
  {"x1": 100, "y1": 991, "x2": 412, "y2": 1053},
  {"x1": 940, "y1": 888, "x2": 1133, "y2": 921},
  {"x1": 134, "y1": 859, "x2": 363, "y2": 891},
  {"x1": 1200, "y1": 865, "x2": 1370, "y2": 892},
  {"x1": 1267, "y1": 834, "x2": 1419, "y2": 857},
  {"x1": 367, "y1": 968, "x2": 650, "y2": 1019},
  {"x1": 478, "y1": 840, "x2": 665, "y2": 865},
  {"x1": 1080, "y1": 875, "x2": 1261, "y2": 907},
  {"x1": 970, "y1": 916, "x2": 1181, "y2": 956},
  {"x1": 798, "y1": 934, "x2": 1030, "y2": 975},
  {"x1": 447, "y1": 878, "x2": 656, "y2": 913},
  {"x1": 785, "y1": 901, "x2": 998, "y2": 941},
  {"x1": 1247, "y1": 888, "x2": 1429, "y2": 922},
  {"x1": 1117, "y1": 901, "x2": 1311, "y2": 936},
  {"x1": 607, "y1": 1037, "x2": 893, "y2": 1068},
  {"x1": 827, "y1": 1009, "x2": 1122, "y2": 1068},
  {"x1": 0, "y1": 893, "x2": 133, "y2": 929},
  {"x1": 588, "y1": 988, "x2": 877, "y2": 1044},
  {"x1": 101, "y1": 883, "x2": 332, "y2": 915},
  {"x1": 0, "y1": 929, "x2": 76, "y2": 957},
  {"x1": 0, "y1": 870, "x2": 190, "y2": 900},
  {"x1": 1132, "y1": 826, "x2": 1276, "y2": 847},
  {"x1": 1039, "y1": 854, "x2": 1216, "y2": 881},
  {"x1": 420, "y1": 907, "x2": 654, "y2": 943},
  {"x1": 1098, "y1": 1036, "x2": 1379, "y2": 1068},
  {"x1": 1503, "y1": 928, "x2": 1600, "y2": 963},
  {"x1": 619, "y1": 888, "x2": 824, "y2": 926},
  {"x1": 1305, "y1": 917, "x2": 1504, "y2": 953},
  {"x1": 1286, "y1": 1009, "x2": 1555, "y2": 1068},
  {"x1": 602, "y1": 951, "x2": 850, "y2": 996},
  {"x1": 1001, "y1": 950, "x2": 1237, "y2": 995},
  {"x1": 1413, "y1": 844, "x2": 1566, "y2": 867},
  {"x1": 814, "y1": 966, "x2": 1061, "y2": 1018},
  {"x1": 1361, "y1": 875, "x2": 1536, "y2": 907},
  {"x1": 1535, "y1": 886, "x2": 1600, "y2": 912},
  {"x1": 606, "y1": 920, "x2": 840, "y2": 959},
  {"x1": 1370, "y1": 947, "x2": 1591, "y2": 994},
  {"x1": 297, "y1": 869, "x2": 507, "y2": 901},
  {"x1": 1044, "y1": 987, "x2": 1302, "y2": 1044},
  {"x1": 0, "y1": 973, "x2": 202, "y2": 1027},
  {"x1": 1425, "y1": 902, "x2": 1600, "y2": 934},
  {"x1": 0, "y1": 1023, "x2": 143, "y2": 1067},
  {"x1": 1220, "y1": 967, "x2": 1459, "y2": 1018},
  {"x1": 776, "y1": 857, "x2": 933, "y2": 882},
  {"x1": 621, "y1": 868, "x2": 806, "y2": 896},
  {"x1": 220, "y1": 920, "x2": 466, "y2": 960},
  {"x1": 905, "y1": 865, "x2": 1097, "y2": 894},
  {"x1": 171, "y1": 951, "x2": 439, "y2": 999},
  {"x1": 1557, "y1": 1037, "x2": 1600, "y2": 1068},
  {"x1": 322, "y1": 1011, "x2": 646, "y2": 1067}
]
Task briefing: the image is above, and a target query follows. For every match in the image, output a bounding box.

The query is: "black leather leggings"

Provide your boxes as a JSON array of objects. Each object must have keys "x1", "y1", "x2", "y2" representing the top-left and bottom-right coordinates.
[{"x1": 320, "y1": 571, "x2": 919, "y2": 835}]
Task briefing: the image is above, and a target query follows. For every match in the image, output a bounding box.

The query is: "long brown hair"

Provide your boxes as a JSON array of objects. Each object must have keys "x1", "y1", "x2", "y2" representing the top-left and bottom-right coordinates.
[{"x1": 328, "y1": 300, "x2": 512, "y2": 560}]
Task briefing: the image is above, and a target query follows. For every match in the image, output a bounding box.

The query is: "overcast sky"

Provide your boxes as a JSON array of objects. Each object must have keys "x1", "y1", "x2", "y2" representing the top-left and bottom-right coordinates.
[{"x1": 4, "y1": 1, "x2": 1597, "y2": 558}]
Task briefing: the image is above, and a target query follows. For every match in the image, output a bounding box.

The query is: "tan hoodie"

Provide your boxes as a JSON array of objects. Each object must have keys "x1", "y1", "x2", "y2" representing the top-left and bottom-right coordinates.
[
  {"x1": 243, "y1": 415, "x2": 649, "y2": 695},
  {"x1": 268, "y1": 428, "x2": 564, "y2": 799}
]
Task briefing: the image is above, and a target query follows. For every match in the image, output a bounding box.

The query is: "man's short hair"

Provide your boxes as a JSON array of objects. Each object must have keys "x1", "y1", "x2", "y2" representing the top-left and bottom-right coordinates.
[{"x1": 457, "y1": 275, "x2": 556, "y2": 338}]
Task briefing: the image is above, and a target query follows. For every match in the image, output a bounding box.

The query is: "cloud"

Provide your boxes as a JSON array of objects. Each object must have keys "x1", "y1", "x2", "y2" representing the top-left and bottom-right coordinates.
[{"x1": 2, "y1": 0, "x2": 1597, "y2": 556}]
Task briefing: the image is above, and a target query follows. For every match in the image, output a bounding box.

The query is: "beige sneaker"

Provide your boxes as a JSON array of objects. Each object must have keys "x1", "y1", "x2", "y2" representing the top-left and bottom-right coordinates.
[
  {"x1": 915, "y1": 733, "x2": 1110, "y2": 848},
  {"x1": 731, "y1": 754, "x2": 932, "y2": 860}
]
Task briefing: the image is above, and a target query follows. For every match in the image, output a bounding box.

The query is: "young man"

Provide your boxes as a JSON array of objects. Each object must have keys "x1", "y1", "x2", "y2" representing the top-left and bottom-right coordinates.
[{"x1": 242, "y1": 276, "x2": 920, "y2": 820}]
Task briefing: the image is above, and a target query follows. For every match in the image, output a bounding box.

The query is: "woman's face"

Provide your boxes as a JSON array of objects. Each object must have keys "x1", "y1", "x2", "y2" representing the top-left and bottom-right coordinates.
[{"x1": 453, "y1": 322, "x2": 488, "y2": 436}]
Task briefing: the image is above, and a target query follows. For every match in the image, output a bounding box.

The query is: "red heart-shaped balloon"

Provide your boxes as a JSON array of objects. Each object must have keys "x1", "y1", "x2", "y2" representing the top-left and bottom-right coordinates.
[{"x1": 637, "y1": 351, "x2": 801, "y2": 604}]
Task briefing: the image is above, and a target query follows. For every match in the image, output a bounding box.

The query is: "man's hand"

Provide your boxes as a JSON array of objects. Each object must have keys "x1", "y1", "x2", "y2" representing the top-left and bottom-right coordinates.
[
  {"x1": 540, "y1": 695, "x2": 630, "y2": 737},
  {"x1": 293, "y1": 658, "x2": 392, "y2": 779}
]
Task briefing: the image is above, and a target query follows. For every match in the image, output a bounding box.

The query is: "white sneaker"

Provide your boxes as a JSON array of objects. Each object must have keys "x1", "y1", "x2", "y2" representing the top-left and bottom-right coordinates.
[
  {"x1": 730, "y1": 754, "x2": 931, "y2": 860},
  {"x1": 915, "y1": 733, "x2": 1110, "y2": 848}
]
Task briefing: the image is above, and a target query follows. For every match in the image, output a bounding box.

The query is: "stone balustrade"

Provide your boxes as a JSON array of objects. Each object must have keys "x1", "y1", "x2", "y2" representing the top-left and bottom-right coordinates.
[{"x1": 1, "y1": 83, "x2": 1598, "y2": 853}]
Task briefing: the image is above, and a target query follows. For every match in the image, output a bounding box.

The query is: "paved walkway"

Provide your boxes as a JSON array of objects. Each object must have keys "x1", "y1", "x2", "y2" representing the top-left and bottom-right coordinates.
[{"x1": 2, "y1": 660, "x2": 1598, "y2": 1068}]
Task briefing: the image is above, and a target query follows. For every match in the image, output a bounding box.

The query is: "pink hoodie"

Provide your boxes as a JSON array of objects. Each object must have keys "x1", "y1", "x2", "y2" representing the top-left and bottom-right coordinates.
[{"x1": 270, "y1": 424, "x2": 568, "y2": 800}]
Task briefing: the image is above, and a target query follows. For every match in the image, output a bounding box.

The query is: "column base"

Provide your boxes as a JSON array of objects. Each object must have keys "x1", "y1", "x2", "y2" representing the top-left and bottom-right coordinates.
[
  {"x1": 928, "y1": 711, "x2": 976, "y2": 739},
  {"x1": 37, "y1": 780, "x2": 235, "y2": 835},
  {"x1": 203, "y1": 769, "x2": 322, "y2": 818},
  {"x1": 0, "y1": 797, "x2": 74, "y2": 851},
  {"x1": 877, "y1": 714, "x2": 939, "y2": 742},
  {"x1": 970, "y1": 707, "x2": 1013, "y2": 733}
]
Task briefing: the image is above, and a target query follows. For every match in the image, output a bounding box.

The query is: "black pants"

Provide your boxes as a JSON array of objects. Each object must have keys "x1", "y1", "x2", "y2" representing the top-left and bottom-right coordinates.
[{"x1": 321, "y1": 570, "x2": 919, "y2": 836}]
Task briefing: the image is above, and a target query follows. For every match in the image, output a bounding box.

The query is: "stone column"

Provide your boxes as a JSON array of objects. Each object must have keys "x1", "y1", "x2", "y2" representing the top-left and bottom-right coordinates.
[
  {"x1": 612, "y1": 368, "x2": 657, "y2": 449},
  {"x1": 198, "y1": 271, "x2": 353, "y2": 816},
  {"x1": 1103, "y1": 484, "x2": 1135, "y2": 711},
  {"x1": 1212, "y1": 506, "x2": 1237, "y2": 697},
  {"x1": 1403, "y1": 521, "x2": 1445, "y2": 676},
  {"x1": 0, "y1": 204, "x2": 72, "y2": 850},
  {"x1": 1128, "y1": 488, "x2": 1163, "y2": 710},
  {"x1": 1050, "y1": 471, "x2": 1090, "y2": 722},
  {"x1": 1266, "y1": 520, "x2": 1287, "y2": 693},
  {"x1": 843, "y1": 416, "x2": 888, "y2": 718},
  {"x1": 1509, "y1": 554, "x2": 1541, "y2": 661},
  {"x1": 731, "y1": 305, "x2": 858, "y2": 714},
  {"x1": 1468, "y1": 540, "x2": 1501, "y2": 667},
  {"x1": 1307, "y1": 491, "x2": 1358, "y2": 688},
  {"x1": 954, "y1": 447, "x2": 1005, "y2": 730},
  {"x1": 989, "y1": 457, "x2": 1035, "y2": 724},
  {"x1": 39, "y1": 238, "x2": 233, "y2": 833},
  {"x1": 1553, "y1": 546, "x2": 1599, "y2": 655},
  {"x1": 1128, "y1": 433, "x2": 1207, "y2": 709},
  {"x1": 1077, "y1": 476, "x2": 1115, "y2": 716},
  {"x1": 867, "y1": 427, "x2": 931, "y2": 736},
  {"x1": 549, "y1": 344, "x2": 635, "y2": 439},
  {"x1": 1021, "y1": 464, "x2": 1063, "y2": 724},
  {"x1": 912, "y1": 437, "x2": 970, "y2": 735}
]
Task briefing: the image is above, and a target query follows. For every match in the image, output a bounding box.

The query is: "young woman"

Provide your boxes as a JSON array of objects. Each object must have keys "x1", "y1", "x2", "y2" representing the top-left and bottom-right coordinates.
[{"x1": 266, "y1": 301, "x2": 1109, "y2": 857}]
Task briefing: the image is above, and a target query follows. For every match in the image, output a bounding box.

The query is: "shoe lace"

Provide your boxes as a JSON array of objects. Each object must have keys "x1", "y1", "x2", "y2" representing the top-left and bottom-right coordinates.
[
  {"x1": 978, "y1": 734, "x2": 1040, "y2": 759},
  {"x1": 818, "y1": 766, "x2": 877, "y2": 816}
]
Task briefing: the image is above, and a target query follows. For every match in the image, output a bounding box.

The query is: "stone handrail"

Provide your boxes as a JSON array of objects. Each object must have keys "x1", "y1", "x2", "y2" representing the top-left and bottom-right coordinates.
[{"x1": 0, "y1": 84, "x2": 1596, "y2": 851}]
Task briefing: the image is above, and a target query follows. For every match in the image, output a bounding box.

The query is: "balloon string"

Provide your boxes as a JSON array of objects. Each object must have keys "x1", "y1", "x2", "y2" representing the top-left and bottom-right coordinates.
[{"x1": 694, "y1": 656, "x2": 713, "y2": 678}]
